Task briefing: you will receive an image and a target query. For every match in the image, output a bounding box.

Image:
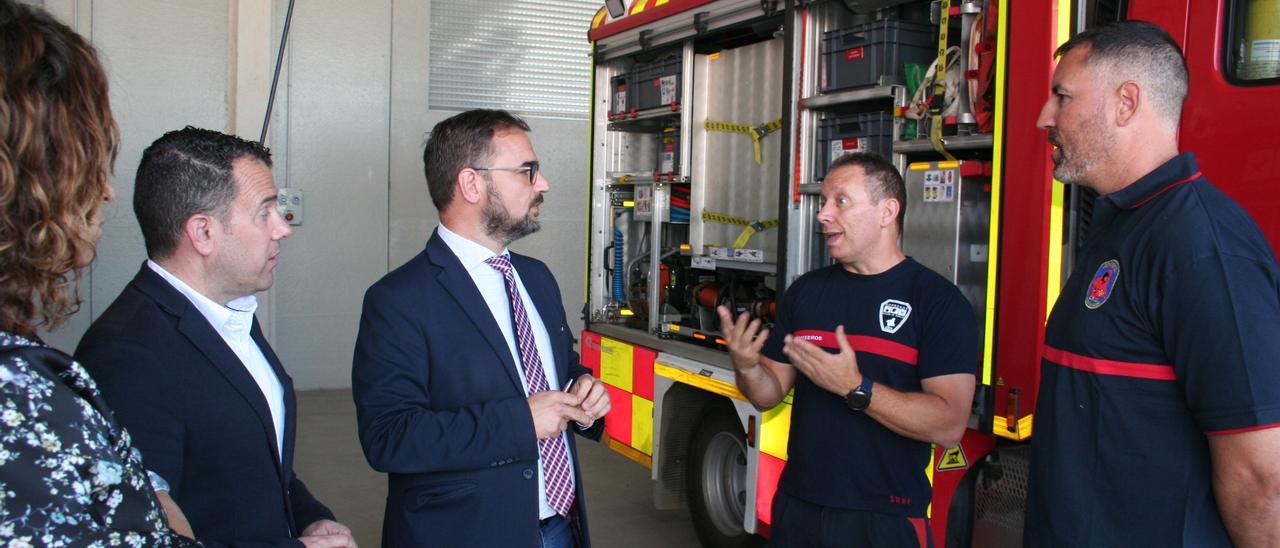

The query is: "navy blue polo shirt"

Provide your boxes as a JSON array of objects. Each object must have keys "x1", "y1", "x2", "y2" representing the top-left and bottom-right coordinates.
[
  {"x1": 1025, "y1": 153, "x2": 1280, "y2": 546},
  {"x1": 761, "y1": 258, "x2": 978, "y2": 518}
]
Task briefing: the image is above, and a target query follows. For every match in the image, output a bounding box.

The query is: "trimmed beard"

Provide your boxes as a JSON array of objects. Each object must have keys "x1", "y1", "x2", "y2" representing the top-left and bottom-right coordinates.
[
  {"x1": 482, "y1": 185, "x2": 542, "y2": 246},
  {"x1": 1048, "y1": 103, "x2": 1114, "y2": 187}
]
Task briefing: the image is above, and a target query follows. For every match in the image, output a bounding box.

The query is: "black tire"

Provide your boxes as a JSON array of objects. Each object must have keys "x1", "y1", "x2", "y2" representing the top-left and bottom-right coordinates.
[
  {"x1": 687, "y1": 409, "x2": 762, "y2": 548},
  {"x1": 945, "y1": 461, "x2": 980, "y2": 548}
]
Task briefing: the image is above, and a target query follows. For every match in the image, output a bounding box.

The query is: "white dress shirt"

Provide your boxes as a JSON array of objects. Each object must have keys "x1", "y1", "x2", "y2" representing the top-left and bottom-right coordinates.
[
  {"x1": 437, "y1": 224, "x2": 574, "y2": 520},
  {"x1": 147, "y1": 260, "x2": 286, "y2": 462}
]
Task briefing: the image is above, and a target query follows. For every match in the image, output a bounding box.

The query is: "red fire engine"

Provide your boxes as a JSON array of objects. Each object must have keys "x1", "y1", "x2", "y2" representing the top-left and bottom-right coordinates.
[{"x1": 578, "y1": 0, "x2": 1280, "y2": 545}]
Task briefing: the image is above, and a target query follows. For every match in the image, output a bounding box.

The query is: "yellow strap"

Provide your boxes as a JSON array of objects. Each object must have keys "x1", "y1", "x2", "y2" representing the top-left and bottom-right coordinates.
[
  {"x1": 930, "y1": 115, "x2": 953, "y2": 160},
  {"x1": 704, "y1": 120, "x2": 754, "y2": 134},
  {"x1": 701, "y1": 211, "x2": 780, "y2": 248},
  {"x1": 704, "y1": 118, "x2": 783, "y2": 165},
  {"x1": 701, "y1": 211, "x2": 751, "y2": 226},
  {"x1": 931, "y1": 1, "x2": 956, "y2": 161}
]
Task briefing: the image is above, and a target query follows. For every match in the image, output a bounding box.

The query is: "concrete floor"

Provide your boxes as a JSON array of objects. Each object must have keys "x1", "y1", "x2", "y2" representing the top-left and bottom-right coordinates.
[{"x1": 294, "y1": 389, "x2": 704, "y2": 547}]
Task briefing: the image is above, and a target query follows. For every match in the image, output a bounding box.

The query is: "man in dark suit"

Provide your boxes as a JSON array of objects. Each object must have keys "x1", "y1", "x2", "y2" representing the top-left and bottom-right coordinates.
[
  {"x1": 77, "y1": 127, "x2": 356, "y2": 548},
  {"x1": 352, "y1": 109, "x2": 611, "y2": 548}
]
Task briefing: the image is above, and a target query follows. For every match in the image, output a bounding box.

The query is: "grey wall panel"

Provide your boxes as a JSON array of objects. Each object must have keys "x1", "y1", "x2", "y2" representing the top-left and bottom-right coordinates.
[
  {"x1": 427, "y1": 0, "x2": 599, "y2": 117},
  {"x1": 392, "y1": 3, "x2": 590, "y2": 350},
  {"x1": 388, "y1": 119, "x2": 591, "y2": 347},
  {"x1": 388, "y1": 1, "x2": 437, "y2": 269},
  {"x1": 510, "y1": 117, "x2": 590, "y2": 338},
  {"x1": 39, "y1": 0, "x2": 229, "y2": 352},
  {"x1": 34, "y1": 0, "x2": 592, "y2": 388},
  {"x1": 272, "y1": 0, "x2": 392, "y2": 389}
]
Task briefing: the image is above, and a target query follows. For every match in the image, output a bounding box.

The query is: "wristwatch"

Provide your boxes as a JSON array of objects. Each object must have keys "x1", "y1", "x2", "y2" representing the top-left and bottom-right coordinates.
[{"x1": 845, "y1": 378, "x2": 874, "y2": 412}]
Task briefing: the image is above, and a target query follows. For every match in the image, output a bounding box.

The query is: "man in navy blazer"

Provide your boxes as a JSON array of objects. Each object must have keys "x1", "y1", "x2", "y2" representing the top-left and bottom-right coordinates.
[
  {"x1": 353, "y1": 109, "x2": 611, "y2": 548},
  {"x1": 77, "y1": 127, "x2": 356, "y2": 547}
]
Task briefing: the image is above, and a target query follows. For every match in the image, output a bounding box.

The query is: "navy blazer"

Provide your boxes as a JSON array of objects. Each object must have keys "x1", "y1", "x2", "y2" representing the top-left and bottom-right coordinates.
[
  {"x1": 353, "y1": 229, "x2": 602, "y2": 548},
  {"x1": 76, "y1": 265, "x2": 334, "y2": 548}
]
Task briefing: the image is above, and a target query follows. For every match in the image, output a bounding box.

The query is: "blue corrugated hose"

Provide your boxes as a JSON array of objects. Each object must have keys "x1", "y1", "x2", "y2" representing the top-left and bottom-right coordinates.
[{"x1": 612, "y1": 226, "x2": 625, "y2": 302}]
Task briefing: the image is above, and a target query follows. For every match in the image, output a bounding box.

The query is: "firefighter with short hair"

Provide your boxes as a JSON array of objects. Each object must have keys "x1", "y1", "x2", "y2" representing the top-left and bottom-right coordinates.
[
  {"x1": 1026, "y1": 21, "x2": 1280, "y2": 547},
  {"x1": 719, "y1": 152, "x2": 978, "y2": 547}
]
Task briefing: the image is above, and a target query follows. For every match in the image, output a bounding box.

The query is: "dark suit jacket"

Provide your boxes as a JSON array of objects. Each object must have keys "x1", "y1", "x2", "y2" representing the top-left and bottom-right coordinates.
[
  {"x1": 76, "y1": 265, "x2": 334, "y2": 548},
  {"x1": 353, "y1": 229, "x2": 603, "y2": 548}
]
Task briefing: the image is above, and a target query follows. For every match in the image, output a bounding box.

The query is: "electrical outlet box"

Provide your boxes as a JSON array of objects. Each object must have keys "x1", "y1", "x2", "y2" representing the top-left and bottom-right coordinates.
[{"x1": 278, "y1": 188, "x2": 303, "y2": 226}]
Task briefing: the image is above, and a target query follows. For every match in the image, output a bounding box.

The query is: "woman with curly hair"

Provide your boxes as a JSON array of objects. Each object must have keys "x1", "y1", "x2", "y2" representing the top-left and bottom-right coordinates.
[{"x1": 0, "y1": 1, "x2": 197, "y2": 545}]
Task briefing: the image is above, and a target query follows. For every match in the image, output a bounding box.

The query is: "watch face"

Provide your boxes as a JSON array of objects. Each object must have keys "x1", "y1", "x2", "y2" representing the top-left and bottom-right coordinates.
[{"x1": 845, "y1": 389, "x2": 871, "y2": 412}]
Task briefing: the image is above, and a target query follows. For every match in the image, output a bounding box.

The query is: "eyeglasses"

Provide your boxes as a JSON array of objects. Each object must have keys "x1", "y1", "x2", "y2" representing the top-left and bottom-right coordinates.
[{"x1": 472, "y1": 160, "x2": 540, "y2": 185}]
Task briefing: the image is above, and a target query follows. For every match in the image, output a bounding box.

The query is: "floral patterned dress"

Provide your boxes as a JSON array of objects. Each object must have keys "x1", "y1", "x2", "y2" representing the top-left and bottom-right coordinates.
[{"x1": 0, "y1": 332, "x2": 197, "y2": 547}]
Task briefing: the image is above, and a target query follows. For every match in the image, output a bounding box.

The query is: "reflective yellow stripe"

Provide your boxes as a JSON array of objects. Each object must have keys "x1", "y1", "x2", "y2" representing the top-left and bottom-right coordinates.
[
  {"x1": 981, "y1": 0, "x2": 1009, "y2": 387},
  {"x1": 584, "y1": 43, "x2": 599, "y2": 304},
  {"x1": 993, "y1": 414, "x2": 1034, "y2": 441},
  {"x1": 600, "y1": 338, "x2": 635, "y2": 392},
  {"x1": 759, "y1": 401, "x2": 791, "y2": 460},
  {"x1": 630, "y1": 0, "x2": 649, "y2": 15},
  {"x1": 925, "y1": 446, "x2": 936, "y2": 518},
  {"x1": 1046, "y1": 187, "x2": 1065, "y2": 318},
  {"x1": 654, "y1": 363, "x2": 748, "y2": 402},
  {"x1": 1043, "y1": 0, "x2": 1072, "y2": 319},
  {"x1": 605, "y1": 432, "x2": 654, "y2": 468},
  {"x1": 632, "y1": 395, "x2": 654, "y2": 455},
  {"x1": 592, "y1": 7, "x2": 607, "y2": 29},
  {"x1": 654, "y1": 0, "x2": 670, "y2": 5}
]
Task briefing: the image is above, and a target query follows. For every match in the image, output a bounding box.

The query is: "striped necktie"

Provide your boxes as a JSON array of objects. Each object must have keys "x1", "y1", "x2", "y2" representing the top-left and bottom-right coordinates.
[{"x1": 485, "y1": 253, "x2": 575, "y2": 516}]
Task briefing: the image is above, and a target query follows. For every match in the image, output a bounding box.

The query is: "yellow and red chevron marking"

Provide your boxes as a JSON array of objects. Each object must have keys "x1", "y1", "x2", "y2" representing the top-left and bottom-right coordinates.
[
  {"x1": 629, "y1": 0, "x2": 674, "y2": 15},
  {"x1": 649, "y1": 359, "x2": 793, "y2": 527},
  {"x1": 756, "y1": 452, "x2": 786, "y2": 525},
  {"x1": 755, "y1": 397, "x2": 791, "y2": 526},
  {"x1": 581, "y1": 331, "x2": 657, "y2": 460},
  {"x1": 583, "y1": 330, "x2": 796, "y2": 526},
  {"x1": 588, "y1": 0, "x2": 721, "y2": 42}
]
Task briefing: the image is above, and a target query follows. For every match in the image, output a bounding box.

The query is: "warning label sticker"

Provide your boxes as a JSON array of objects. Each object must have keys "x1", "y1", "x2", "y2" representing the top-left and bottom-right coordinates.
[
  {"x1": 613, "y1": 88, "x2": 627, "y2": 113},
  {"x1": 922, "y1": 169, "x2": 956, "y2": 203},
  {"x1": 659, "y1": 75, "x2": 678, "y2": 105},
  {"x1": 936, "y1": 445, "x2": 968, "y2": 471},
  {"x1": 830, "y1": 137, "x2": 864, "y2": 164},
  {"x1": 1251, "y1": 39, "x2": 1280, "y2": 62},
  {"x1": 1245, "y1": 40, "x2": 1280, "y2": 80}
]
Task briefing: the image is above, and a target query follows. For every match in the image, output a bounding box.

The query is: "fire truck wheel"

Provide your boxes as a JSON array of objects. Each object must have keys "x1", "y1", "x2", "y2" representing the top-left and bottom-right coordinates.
[{"x1": 687, "y1": 410, "x2": 761, "y2": 547}]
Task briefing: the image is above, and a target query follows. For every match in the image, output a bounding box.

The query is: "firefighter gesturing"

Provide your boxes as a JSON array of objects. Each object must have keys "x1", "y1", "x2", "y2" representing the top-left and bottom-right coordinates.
[
  {"x1": 1026, "y1": 21, "x2": 1280, "y2": 547},
  {"x1": 718, "y1": 152, "x2": 977, "y2": 548}
]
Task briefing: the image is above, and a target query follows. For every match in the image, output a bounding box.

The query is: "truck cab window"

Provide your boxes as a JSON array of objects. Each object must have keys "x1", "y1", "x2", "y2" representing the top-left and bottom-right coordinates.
[{"x1": 1226, "y1": 0, "x2": 1280, "y2": 84}]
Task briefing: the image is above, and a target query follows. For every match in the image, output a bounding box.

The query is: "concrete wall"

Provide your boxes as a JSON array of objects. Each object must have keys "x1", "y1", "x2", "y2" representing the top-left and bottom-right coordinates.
[{"x1": 35, "y1": 0, "x2": 591, "y2": 389}]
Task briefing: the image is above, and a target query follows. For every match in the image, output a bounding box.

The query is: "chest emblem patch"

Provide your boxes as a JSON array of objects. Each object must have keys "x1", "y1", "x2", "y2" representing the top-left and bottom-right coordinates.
[
  {"x1": 879, "y1": 299, "x2": 912, "y2": 334},
  {"x1": 1085, "y1": 259, "x2": 1120, "y2": 309}
]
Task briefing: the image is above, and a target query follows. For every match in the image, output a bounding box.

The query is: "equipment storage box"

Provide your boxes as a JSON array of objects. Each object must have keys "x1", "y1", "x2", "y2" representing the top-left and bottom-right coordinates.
[
  {"x1": 635, "y1": 56, "x2": 681, "y2": 110},
  {"x1": 815, "y1": 111, "x2": 895, "y2": 180},
  {"x1": 610, "y1": 73, "x2": 633, "y2": 117},
  {"x1": 821, "y1": 19, "x2": 934, "y2": 92}
]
